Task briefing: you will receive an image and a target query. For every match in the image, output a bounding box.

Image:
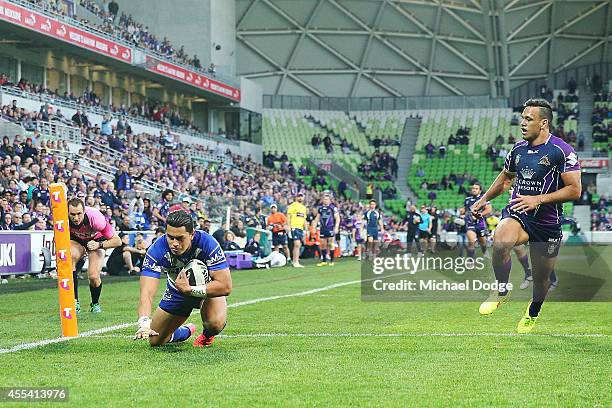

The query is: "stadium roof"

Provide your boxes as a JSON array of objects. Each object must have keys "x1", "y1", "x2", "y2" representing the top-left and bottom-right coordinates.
[{"x1": 236, "y1": 0, "x2": 612, "y2": 98}]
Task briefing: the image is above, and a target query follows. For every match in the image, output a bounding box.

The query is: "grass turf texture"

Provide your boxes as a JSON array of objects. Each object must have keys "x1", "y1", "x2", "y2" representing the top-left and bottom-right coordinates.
[{"x1": 0, "y1": 258, "x2": 610, "y2": 407}]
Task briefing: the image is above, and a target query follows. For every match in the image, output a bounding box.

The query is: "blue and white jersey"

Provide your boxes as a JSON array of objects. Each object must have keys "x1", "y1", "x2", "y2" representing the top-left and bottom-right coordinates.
[
  {"x1": 141, "y1": 230, "x2": 228, "y2": 290},
  {"x1": 364, "y1": 209, "x2": 381, "y2": 231}
]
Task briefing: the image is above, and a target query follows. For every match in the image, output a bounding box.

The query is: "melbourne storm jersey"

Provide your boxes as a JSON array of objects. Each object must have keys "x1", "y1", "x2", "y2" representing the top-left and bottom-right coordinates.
[
  {"x1": 141, "y1": 230, "x2": 228, "y2": 290},
  {"x1": 318, "y1": 204, "x2": 339, "y2": 230},
  {"x1": 464, "y1": 194, "x2": 488, "y2": 229},
  {"x1": 504, "y1": 134, "x2": 580, "y2": 226}
]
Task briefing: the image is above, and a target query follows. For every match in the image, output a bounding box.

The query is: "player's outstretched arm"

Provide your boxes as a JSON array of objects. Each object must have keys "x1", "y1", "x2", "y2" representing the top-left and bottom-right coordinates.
[
  {"x1": 473, "y1": 170, "x2": 514, "y2": 214},
  {"x1": 510, "y1": 171, "x2": 581, "y2": 213},
  {"x1": 134, "y1": 275, "x2": 160, "y2": 340}
]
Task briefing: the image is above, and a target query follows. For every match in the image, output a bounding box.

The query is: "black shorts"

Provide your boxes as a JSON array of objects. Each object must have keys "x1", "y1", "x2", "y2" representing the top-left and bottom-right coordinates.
[
  {"x1": 71, "y1": 237, "x2": 104, "y2": 250},
  {"x1": 406, "y1": 231, "x2": 418, "y2": 243},
  {"x1": 502, "y1": 208, "x2": 562, "y2": 258},
  {"x1": 418, "y1": 230, "x2": 431, "y2": 240},
  {"x1": 467, "y1": 225, "x2": 488, "y2": 238},
  {"x1": 320, "y1": 228, "x2": 334, "y2": 238},
  {"x1": 272, "y1": 231, "x2": 287, "y2": 246}
]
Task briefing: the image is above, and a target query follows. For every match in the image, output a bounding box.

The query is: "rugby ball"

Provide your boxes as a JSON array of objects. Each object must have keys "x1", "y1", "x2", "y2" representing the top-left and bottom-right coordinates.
[
  {"x1": 184, "y1": 259, "x2": 211, "y2": 286},
  {"x1": 454, "y1": 217, "x2": 466, "y2": 226}
]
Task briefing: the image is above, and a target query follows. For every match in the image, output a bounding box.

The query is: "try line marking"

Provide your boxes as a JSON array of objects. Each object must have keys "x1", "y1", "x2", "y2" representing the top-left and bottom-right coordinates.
[
  {"x1": 87, "y1": 332, "x2": 612, "y2": 339},
  {"x1": 0, "y1": 277, "x2": 363, "y2": 355},
  {"x1": 2, "y1": 272, "x2": 608, "y2": 354}
]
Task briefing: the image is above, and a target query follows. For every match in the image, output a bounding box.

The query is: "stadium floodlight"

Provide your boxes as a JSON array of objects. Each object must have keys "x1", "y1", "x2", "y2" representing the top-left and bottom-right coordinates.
[{"x1": 50, "y1": 183, "x2": 78, "y2": 337}]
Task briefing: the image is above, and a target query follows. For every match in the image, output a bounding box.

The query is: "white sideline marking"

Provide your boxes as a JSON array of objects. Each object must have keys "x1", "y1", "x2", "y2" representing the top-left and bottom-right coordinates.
[
  {"x1": 0, "y1": 278, "x2": 363, "y2": 354},
  {"x1": 2, "y1": 273, "x2": 608, "y2": 354},
  {"x1": 0, "y1": 323, "x2": 134, "y2": 354},
  {"x1": 78, "y1": 332, "x2": 612, "y2": 339}
]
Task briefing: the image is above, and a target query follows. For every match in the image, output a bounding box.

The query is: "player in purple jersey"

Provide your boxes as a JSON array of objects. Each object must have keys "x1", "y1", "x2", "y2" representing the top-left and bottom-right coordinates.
[
  {"x1": 351, "y1": 212, "x2": 366, "y2": 260},
  {"x1": 314, "y1": 193, "x2": 340, "y2": 266},
  {"x1": 472, "y1": 99, "x2": 581, "y2": 333},
  {"x1": 464, "y1": 184, "x2": 492, "y2": 259}
]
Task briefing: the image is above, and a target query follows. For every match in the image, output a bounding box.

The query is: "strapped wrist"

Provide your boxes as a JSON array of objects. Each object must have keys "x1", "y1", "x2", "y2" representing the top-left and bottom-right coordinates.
[
  {"x1": 190, "y1": 285, "x2": 207, "y2": 298},
  {"x1": 137, "y1": 316, "x2": 151, "y2": 329}
]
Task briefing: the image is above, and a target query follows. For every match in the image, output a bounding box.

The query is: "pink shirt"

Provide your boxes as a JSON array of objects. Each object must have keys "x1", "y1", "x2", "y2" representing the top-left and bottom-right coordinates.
[{"x1": 70, "y1": 207, "x2": 115, "y2": 242}]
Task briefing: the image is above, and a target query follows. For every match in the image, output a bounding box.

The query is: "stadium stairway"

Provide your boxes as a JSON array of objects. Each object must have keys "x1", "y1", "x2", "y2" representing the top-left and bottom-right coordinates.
[
  {"x1": 0, "y1": 119, "x2": 26, "y2": 139},
  {"x1": 577, "y1": 85, "x2": 594, "y2": 152},
  {"x1": 395, "y1": 117, "x2": 419, "y2": 202}
]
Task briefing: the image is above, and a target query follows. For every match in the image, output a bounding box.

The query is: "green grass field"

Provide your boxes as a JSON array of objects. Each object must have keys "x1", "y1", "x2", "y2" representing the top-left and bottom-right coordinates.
[{"x1": 0, "y1": 258, "x2": 610, "y2": 407}]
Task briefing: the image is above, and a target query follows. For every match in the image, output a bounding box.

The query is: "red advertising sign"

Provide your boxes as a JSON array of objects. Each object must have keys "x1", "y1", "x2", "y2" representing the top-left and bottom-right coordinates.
[
  {"x1": 0, "y1": 0, "x2": 132, "y2": 63},
  {"x1": 146, "y1": 56, "x2": 240, "y2": 102},
  {"x1": 579, "y1": 158, "x2": 609, "y2": 169}
]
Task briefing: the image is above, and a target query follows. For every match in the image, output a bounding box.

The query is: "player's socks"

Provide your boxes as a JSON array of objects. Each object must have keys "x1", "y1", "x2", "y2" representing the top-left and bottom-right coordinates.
[
  {"x1": 73, "y1": 270, "x2": 79, "y2": 301},
  {"x1": 467, "y1": 248, "x2": 475, "y2": 259},
  {"x1": 518, "y1": 255, "x2": 531, "y2": 276},
  {"x1": 169, "y1": 323, "x2": 196, "y2": 343},
  {"x1": 492, "y1": 258, "x2": 512, "y2": 296},
  {"x1": 528, "y1": 301, "x2": 543, "y2": 317},
  {"x1": 90, "y1": 283, "x2": 102, "y2": 304}
]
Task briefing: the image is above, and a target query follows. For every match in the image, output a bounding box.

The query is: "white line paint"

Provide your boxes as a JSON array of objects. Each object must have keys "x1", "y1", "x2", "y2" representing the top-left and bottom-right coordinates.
[
  {"x1": 0, "y1": 323, "x2": 134, "y2": 354},
  {"x1": 0, "y1": 277, "x2": 365, "y2": 354},
  {"x1": 56, "y1": 332, "x2": 612, "y2": 339},
  {"x1": 2, "y1": 270, "x2": 607, "y2": 354}
]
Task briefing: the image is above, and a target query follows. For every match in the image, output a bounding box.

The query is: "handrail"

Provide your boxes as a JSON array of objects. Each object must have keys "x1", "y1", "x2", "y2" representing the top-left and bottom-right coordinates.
[
  {"x1": 0, "y1": 85, "x2": 240, "y2": 145},
  {"x1": 35, "y1": 120, "x2": 82, "y2": 143}
]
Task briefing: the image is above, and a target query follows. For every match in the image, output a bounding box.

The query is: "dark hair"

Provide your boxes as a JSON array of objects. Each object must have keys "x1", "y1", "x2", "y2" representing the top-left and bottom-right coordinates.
[
  {"x1": 67, "y1": 198, "x2": 84, "y2": 210},
  {"x1": 162, "y1": 189, "x2": 173, "y2": 200},
  {"x1": 166, "y1": 210, "x2": 194, "y2": 233},
  {"x1": 524, "y1": 98, "x2": 553, "y2": 126},
  {"x1": 369, "y1": 199, "x2": 377, "y2": 205}
]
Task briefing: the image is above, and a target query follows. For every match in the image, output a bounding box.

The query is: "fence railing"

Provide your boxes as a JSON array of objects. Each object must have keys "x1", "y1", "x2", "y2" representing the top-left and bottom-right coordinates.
[
  {"x1": 0, "y1": 85, "x2": 238, "y2": 145},
  {"x1": 36, "y1": 121, "x2": 82, "y2": 143}
]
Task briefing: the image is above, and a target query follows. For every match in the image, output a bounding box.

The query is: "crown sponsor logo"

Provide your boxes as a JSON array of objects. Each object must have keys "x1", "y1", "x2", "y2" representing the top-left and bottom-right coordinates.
[{"x1": 520, "y1": 168, "x2": 536, "y2": 180}]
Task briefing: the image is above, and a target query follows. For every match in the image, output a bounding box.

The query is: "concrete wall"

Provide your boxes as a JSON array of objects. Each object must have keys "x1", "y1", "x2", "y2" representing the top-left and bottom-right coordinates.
[
  {"x1": 209, "y1": 0, "x2": 236, "y2": 77},
  {"x1": 115, "y1": 0, "x2": 212, "y2": 67},
  {"x1": 239, "y1": 77, "x2": 263, "y2": 114}
]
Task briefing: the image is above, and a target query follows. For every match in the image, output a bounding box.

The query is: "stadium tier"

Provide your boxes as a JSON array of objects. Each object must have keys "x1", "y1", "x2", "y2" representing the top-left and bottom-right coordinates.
[{"x1": 593, "y1": 92, "x2": 611, "y2": 154}]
